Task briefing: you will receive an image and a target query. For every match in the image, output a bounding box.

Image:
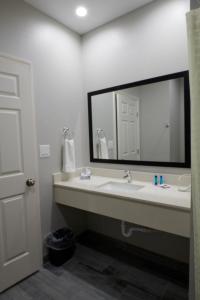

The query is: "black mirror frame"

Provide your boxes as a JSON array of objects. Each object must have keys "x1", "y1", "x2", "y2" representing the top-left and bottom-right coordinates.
[{"x1": 88, "y1": 71, "x2": 191, "y2": 168}]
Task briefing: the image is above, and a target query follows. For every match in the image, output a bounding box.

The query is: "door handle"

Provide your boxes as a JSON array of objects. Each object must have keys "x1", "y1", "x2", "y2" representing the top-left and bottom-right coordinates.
[{"x1": 26, "y1": 178, "x2": 36, "y2": 187}]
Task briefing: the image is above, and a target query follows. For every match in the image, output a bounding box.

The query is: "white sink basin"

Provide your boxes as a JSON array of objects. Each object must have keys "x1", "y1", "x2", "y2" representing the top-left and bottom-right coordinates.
[{"x1": 98, "y1": 181, "x2": 144, "y2": 194}]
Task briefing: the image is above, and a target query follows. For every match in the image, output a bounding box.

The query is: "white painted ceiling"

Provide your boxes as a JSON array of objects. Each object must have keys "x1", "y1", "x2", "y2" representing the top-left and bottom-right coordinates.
[{"x1": 24, "y1": 0, "x2": 154, "y2": 35}]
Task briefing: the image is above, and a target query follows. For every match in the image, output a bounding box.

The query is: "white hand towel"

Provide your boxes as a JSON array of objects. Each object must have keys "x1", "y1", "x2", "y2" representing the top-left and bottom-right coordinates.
[
  {"x1": 63, "y1": 138, "x2": 76, "y2": 173},
  {"x1": 99, "y1": 137, "x2": 109, "y2": 159}
]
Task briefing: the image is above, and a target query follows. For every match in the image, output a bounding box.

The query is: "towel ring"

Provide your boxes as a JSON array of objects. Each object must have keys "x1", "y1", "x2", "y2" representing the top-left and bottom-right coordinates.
[
  {"x1": 97, "y1": 128, "x2": 105, "y2": 139},
  {"x1": 63, "y1": 127, "x2": 73, "y2": 139}
]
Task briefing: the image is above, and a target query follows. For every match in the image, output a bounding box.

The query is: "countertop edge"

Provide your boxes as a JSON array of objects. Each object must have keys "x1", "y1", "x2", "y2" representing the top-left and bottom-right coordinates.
[{"x1": 54, "y1": 183, "x2": 191, "y2": 213}]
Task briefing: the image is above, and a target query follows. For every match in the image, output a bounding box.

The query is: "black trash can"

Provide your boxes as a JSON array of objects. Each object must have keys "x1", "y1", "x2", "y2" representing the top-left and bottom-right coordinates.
[{"x1": 46, "y1": 227, "x2": 76, "y2": 266}]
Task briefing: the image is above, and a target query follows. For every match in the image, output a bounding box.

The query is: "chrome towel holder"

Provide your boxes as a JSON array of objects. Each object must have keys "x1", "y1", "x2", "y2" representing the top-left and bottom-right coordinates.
[
  {"x1": 63, "y1": 127, "x2": 73, "y2": 139},
  {"x1": 96, "y1": 128, "x2": 106, "y2": 139}
]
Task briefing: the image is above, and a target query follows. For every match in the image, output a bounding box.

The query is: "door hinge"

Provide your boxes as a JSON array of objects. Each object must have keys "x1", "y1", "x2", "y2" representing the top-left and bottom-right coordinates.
[{"x1": 137, "y1": 149, "x2": 140, "y2": 155}]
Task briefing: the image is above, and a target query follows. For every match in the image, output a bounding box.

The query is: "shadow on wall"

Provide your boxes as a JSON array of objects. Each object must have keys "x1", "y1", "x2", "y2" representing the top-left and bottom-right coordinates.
[
  {"x1": 50, "y1": 203, "x2": 190, "y2": 264},
  {"x1": 86, "y1": 213, "x2": 190, "y2": 263},
  {"x1": 51, "y1": 203, "x2": 88, "y2": 235}
]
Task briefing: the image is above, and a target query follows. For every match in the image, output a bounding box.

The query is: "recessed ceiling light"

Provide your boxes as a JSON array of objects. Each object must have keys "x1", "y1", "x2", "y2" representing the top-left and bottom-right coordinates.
[{"x1": 76, "y1": 6, "x2": 88, "y2": 17}]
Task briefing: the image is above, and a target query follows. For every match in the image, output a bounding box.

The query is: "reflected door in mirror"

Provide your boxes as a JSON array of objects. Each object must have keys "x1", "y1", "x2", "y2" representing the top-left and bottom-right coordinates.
[{"x1": 116, "y1": 93, "x2": 140, "y2": 160}]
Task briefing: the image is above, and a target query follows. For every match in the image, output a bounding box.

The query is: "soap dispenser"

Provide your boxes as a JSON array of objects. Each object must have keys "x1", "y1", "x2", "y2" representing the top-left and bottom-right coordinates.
[
  {"x1": 160, "y1": 175, "x2": 164, "y2": 185},
  {"x1": 154, "y1": 175, "x2": 158, "y2": 186}
]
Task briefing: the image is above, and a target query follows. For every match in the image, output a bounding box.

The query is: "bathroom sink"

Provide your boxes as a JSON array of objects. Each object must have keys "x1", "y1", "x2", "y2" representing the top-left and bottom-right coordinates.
[{"x1": 98, "y1": 181, "x2": 144, "y2": 194}]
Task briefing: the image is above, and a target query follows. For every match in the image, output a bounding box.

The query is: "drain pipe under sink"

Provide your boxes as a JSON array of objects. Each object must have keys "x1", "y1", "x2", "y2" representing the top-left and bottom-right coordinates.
[
  {"x1": 121, "y1": 221, "x2": 136, "y2": 238},
  {"x1": 121, "y1": 221, "x2": 152, "y2": 237}
]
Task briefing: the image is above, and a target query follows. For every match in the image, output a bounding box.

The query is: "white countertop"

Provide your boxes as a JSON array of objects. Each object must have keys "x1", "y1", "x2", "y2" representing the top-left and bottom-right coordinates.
[{"x1": 54, "y1": 175, "x2": 191, "y2": 212}]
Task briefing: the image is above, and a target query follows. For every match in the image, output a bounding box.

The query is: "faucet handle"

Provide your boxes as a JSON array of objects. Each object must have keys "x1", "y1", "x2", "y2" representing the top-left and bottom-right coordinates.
[
  {"x1": 123, "y1": 170, "x2": 132, "y2": 183},
  {"x1": 123, "y1": 170, "x2": 130, "y2": 178},
  {"x1": 124, "y1": 170, "x2": 130, "y2": 174}
]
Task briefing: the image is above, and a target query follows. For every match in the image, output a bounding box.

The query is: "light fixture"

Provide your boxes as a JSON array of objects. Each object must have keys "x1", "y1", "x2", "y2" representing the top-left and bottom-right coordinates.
[{"x1": 76, "y1": 6, "x2": 88, "y2": 17}]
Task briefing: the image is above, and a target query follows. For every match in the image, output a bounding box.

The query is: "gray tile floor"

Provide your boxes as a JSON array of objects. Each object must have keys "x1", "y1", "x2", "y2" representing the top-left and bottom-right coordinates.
[{"x1": 0, "y1": 243, "x2": 188, "y2": 300}]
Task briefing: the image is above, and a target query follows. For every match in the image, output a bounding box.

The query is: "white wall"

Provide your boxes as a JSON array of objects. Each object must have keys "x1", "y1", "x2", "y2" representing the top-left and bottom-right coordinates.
[
  {"x1": 82, "y1": 0, "x2": 190, "y2": 174},
  {"x1": 0, "y1": 0, "x2": 87, "y2": 238},
  {"x1": 82, "y1": 0, "x2": 190, "y2": 262},
  {"x1": 83, "y1": 0, "x2": 189, "y2": 90}
]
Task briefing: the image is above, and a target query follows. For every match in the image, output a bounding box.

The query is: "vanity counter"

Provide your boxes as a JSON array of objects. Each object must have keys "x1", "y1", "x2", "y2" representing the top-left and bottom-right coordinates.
[
  {"x1": 54, "y1": 175, "x2": 190, "y2": 212},
  {"x1": 53, "y1": 169, "x2": 191, "y2": 237}
]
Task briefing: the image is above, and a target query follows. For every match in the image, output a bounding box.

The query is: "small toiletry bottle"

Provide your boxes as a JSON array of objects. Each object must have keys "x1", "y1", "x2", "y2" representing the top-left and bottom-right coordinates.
[
  {"x1": 160, "y1": 175, "x2": 164, "y2": 185},
  {"x1": 154, "y1": 175, "x2": 158, "y2": 186}
]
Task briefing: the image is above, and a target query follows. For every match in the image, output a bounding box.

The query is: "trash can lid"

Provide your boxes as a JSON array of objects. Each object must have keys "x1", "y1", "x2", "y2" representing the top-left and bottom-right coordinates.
[{"x1": 46, "y1": 227, "x2": 75, "y2": 250}]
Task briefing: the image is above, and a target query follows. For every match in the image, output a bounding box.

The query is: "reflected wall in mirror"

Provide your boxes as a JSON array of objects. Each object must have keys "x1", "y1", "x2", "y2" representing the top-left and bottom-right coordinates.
[{"x1": 88, "y1": 72, "x2": 190, "y2": 168}]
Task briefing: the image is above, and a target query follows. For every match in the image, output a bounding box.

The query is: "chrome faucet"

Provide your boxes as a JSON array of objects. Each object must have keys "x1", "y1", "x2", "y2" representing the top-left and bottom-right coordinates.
[{"x1": 123, "y1": 170, "x2": 133, "y2": 183}]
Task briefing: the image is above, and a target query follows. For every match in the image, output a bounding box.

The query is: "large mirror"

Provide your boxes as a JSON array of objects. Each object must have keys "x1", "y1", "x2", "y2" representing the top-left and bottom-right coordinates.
[{"x1": 88, "y1": 71, "x2": 190, "y2": 168}]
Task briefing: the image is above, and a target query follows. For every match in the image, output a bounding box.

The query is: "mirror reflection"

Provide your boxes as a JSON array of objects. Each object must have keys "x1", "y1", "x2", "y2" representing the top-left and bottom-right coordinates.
[{"x1": 91, "y1": 77, "x2": 186, "y2": 163}]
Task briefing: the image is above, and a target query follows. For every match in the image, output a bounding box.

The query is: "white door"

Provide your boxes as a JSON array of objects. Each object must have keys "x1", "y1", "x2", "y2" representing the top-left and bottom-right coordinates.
[
  {"x1": 116, "y1": 93, "x2": 140, "y2": 160},
  {"x1": 0, "y1": 55, "x2": 41, "y2": 292}
]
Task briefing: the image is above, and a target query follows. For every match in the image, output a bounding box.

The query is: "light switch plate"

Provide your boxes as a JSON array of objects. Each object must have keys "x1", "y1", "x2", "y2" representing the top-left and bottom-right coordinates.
[{"x1": 40, "y1": 145, "x2": 50, "y2": 158}]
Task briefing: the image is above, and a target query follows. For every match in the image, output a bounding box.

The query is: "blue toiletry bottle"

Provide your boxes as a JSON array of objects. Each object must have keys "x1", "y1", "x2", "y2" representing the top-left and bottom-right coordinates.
[
  {"x1": 154, "y1": 175, "x2": 158, "y2": 186},
  {"x1": 160, "y1": 175, "x2": 164, "y2": 185}
]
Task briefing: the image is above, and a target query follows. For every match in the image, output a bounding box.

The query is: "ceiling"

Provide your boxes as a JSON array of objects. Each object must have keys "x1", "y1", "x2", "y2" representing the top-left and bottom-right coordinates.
[{"x1": 24, "y1": 0, "x2": 154, "y2": 35}]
